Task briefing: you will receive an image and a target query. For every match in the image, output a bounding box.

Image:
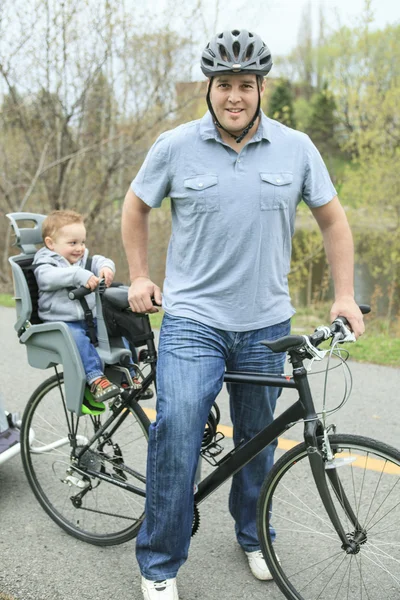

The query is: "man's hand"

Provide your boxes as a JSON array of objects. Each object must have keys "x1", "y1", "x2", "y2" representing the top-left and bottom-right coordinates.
[
  {"x1": 330, "y1": 297, "x2": 365, "y2": 339},
  {"x1": 85, "y1": 274, "x2": 100, "y2": 290},
  {"x1": 99, "y1": 267, "x2": 115, "y2": 287},
  {"x1": 128, "y1": 276, "x2": 162, "y2": 313}
]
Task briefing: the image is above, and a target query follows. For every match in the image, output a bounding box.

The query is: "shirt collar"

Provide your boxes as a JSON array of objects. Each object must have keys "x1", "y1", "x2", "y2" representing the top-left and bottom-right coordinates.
[{"x1": 200, "y1": 110, "x2": 271, "y2": 143}]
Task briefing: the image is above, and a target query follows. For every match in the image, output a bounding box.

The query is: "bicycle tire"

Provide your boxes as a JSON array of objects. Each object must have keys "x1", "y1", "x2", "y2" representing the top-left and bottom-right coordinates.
[
  {"x1": 257, "y1": 434, "x2": 400, "y2": 600},
  {"x1": 21, "y1": 372, "x2": 150, "y2": 546}
]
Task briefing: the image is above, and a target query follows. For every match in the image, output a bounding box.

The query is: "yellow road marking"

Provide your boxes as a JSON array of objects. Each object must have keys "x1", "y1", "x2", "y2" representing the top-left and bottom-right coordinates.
[{"x1": 142, "y1": 408, "x2": 399, "y2": 475}]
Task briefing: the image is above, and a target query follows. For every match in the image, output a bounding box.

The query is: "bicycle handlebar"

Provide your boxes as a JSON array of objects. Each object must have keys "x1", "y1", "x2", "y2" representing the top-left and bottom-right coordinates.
[
  {"x1": 68, "y1": 279, "x2": 106, "y2": 300},
  {"x1": 263, "y1": 304, "x2": 371, "y2": 356},
  {"x1": 310, "y1": 303, "x2": 371, "y2": 348}
]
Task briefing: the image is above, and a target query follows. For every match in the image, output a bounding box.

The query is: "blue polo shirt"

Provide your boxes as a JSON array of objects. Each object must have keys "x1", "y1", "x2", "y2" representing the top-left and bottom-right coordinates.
[{"x1": 132, "y1": 111, "x2": 336, "y2": 331}]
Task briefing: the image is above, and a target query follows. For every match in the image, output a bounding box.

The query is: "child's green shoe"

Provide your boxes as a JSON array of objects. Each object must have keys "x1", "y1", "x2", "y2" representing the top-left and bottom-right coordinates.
[{"x1": 82, "y1": 387, "x2": 106, "y2": 415}]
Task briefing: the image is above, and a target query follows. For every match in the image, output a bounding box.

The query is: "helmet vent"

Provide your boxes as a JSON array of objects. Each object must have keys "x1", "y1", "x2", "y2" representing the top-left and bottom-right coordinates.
[
  {"x1": 232, "y1": 41, "x2": 240, "y2": 59},
  {"x1": 200, "y1": 29, "x2": 273, "y2": 77},
  {"x1": 218, "y1": 44, "x2": 229, "y2": 61},
  {"x1": 245, "y1": 43, "x2": 254, "y2": 61}
]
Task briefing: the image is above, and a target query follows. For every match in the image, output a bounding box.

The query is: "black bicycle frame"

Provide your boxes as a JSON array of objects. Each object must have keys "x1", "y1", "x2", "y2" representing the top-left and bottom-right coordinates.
[
  {"x1": 194, "y1": 362, "x2": 359, "y2": 551},
  {"x1": 194, "y1": 372, "x2": 299, "y2": 503},
  {"x1": 72, "y1": 328, "x2": 360, "y2": 552}
]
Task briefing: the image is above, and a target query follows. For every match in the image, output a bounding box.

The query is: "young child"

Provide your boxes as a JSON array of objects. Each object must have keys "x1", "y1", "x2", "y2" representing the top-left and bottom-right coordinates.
[{"x1": 33, "y1": 210, "x2": 120, "y2": 415}]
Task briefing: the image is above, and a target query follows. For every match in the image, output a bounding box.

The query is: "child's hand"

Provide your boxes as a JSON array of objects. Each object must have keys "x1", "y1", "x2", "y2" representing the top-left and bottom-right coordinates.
[
  {"x1": 86, "y1": 275, "x2": 100, "y2": 290},
  {"x1": 99, "y1": 267, "x2": 114, "y2": 287}
]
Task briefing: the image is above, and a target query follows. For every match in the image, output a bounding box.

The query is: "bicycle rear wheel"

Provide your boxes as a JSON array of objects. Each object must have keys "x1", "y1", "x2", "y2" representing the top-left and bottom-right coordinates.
[
  {"x1": 21, "y1": 373, "x2": 150, "y2": 546},
  {"x1": 257, "y1": 434, "x2": 400, "y2": 600}
]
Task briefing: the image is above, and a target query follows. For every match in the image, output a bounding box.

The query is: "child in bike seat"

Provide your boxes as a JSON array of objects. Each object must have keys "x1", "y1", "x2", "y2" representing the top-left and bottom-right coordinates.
[{"x1": 33, "y1": 209, "x2": 120, "y2": 415}]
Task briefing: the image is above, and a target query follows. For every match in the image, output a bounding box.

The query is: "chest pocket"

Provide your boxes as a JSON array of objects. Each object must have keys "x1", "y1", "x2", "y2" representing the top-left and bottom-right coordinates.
[
  {"x1": 260, "y1": 172, "x2": 293, "y2": 210},
  {"x1": 183, "y1": 175, "x2": 220, "y2": 213}
]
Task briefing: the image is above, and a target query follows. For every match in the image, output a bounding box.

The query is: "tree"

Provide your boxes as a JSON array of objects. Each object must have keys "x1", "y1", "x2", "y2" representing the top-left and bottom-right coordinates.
[
  {"x1": 268, "y1": 78, "x2": 296, "y2": 128},
  {"x1": 306, "y1": 82, "x2": 339, "y2": 159},
  {"x1": 0, "y1": 0, "x2": 206, "y2": 288},
  {"x1": 330, "y1": 15, "x2": 400, "y2": 323}
]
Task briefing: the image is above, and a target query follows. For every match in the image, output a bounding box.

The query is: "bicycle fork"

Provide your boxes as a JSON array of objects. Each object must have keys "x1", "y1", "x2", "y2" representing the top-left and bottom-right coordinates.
[
  {"x1": 295, "y1": 365, "x2": 367, "y2": 554},
  {"x1": 304, "y1": 419, "x2": 367, "y2": 553}
]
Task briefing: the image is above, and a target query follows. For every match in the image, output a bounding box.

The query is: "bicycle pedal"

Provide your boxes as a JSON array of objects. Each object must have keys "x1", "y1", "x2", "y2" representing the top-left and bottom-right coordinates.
[{"x1": 204, "y1": 443, "x2": 223, "y2": 457}]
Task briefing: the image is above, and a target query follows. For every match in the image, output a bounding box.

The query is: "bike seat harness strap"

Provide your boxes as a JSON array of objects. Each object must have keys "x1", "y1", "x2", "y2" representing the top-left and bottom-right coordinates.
[{"x1": 74, "y1": 255, "x2": 97, "y2": 346}]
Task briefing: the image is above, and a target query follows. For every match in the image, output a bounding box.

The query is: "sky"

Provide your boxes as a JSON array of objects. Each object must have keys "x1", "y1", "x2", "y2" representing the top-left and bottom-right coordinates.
[
  {"x1": 200, "y1": 0, "x2": 400, "y2": 56},
  {"x1": 142, "y1": 0, "x2": 400, "y2": 80}
]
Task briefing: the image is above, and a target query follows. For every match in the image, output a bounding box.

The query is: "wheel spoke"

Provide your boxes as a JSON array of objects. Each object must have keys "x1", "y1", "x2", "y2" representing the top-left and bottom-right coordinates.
[
  {"x1": 258, "y1": 435, "x2": 400, "y2": 600},
  {"x1": 21, "y1": 373, "x2": 149, "y2": 545}
]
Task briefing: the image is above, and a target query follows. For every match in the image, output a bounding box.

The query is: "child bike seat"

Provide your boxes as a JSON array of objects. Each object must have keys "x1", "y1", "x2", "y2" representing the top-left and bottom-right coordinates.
[{"x1": 7, "y1": 212, "x2": 131, "y2": 415}]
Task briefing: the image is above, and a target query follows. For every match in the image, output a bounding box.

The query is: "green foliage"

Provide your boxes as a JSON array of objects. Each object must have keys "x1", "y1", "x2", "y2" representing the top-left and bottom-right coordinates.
[
  {"x1": 293, "y1": 96, "x2": 313, "y2": 132},
  {"x1": 289, "y1": 303, "x2": 400, "y2": 367},
  {"x1": 149, "y1": 310, "x2": 164, "y2": 330},
  {"x1": 0, "y1": 294, "x2": 15, "y2": 307},
  {"x1": 306, "y1": 83, "x2": 338, "y2": 158},
  {"x1": 348, "y1": 334, "x2": 400, "y2": 366},
  {"x1": 267, "y1": 79, "x2": 296, "y2": 128},
  {"x1": 288, "y1": 215, "x2": 327, "y2": 308},
  {"x1": 1, "y1": 293, "x2": 398, "y2": 367}
]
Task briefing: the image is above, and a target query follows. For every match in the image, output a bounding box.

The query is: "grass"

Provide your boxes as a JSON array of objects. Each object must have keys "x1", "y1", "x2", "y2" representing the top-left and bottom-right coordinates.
[
  {"x1": 0, "y1": 293, "x2": 15, "y2": 307},
  {"x1": 292, "y1": 305, "x2": 400, "y2": 368},
  {"x1": 148, "y1": 309, "x2": 164, "y2": 330},
  {"x1": 1, "y1": 294, "x2": 398, "y2": 367}
]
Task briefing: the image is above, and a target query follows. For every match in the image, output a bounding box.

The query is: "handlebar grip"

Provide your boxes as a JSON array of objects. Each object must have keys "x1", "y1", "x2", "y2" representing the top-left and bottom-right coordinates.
[
  {"x1": 333, "y1": 304, "x2": 371, "y2": 330},
  {"x1": 68, "y1": 286, "x2": 93, "y2": 300},
  {"x1": 359, "y1": 304, "x2": 371, "y2": 315},
  {"x1": 334, "y1": 315, "x2": 349, "y2": 327}
]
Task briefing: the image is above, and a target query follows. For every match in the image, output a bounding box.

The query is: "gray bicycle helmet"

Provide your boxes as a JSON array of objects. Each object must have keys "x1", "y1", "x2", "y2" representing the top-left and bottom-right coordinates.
[{"x1": 201, "y1": 29, "x2": 272, "y2": 78}]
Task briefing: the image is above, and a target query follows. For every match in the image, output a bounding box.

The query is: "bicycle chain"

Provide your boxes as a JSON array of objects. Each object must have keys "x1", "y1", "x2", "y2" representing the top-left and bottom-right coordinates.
[
  {"x1": 72, "y1": 503, "x2": 139, "y2": 521},
  {"x1": 191, "y1": 503, "x2": 200, "y2": 536}
]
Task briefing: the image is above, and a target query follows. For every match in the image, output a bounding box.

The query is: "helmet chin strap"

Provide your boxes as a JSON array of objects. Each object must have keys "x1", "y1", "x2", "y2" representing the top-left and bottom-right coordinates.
[{"x1": 207, "y1": 77, "x2": 261, "y2": 144}]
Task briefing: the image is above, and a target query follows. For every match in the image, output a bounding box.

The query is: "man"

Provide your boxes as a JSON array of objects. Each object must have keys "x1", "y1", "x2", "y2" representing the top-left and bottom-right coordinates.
[{"x1": 121, "y1": 29, "x2": 364, "y2": 600}]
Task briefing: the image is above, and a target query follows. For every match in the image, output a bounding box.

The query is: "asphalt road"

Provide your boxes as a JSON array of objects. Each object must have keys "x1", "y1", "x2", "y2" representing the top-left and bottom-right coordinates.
[{"x1": 0, "y1": 305, "x2": 399, "y2": 600}]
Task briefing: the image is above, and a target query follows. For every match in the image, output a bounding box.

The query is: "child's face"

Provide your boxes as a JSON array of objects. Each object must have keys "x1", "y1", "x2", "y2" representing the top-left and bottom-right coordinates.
[{"x1": 45, "y1": 223, "x2": 87, "y2": 264}]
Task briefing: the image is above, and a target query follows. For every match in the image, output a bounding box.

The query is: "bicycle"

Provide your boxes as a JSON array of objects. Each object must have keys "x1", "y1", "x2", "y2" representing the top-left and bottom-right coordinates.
[
  {"x1": 18, "y1": 284, "x2": 400, "y2": 599},
  {"x1": 0, "y1": 391, "x2": 23, "y2": 466}
]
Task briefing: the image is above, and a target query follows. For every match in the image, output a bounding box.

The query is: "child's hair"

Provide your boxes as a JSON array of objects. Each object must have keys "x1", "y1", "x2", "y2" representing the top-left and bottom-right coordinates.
[{"x1": 42, "y1": 210, "x2": 84, "y2": 242}]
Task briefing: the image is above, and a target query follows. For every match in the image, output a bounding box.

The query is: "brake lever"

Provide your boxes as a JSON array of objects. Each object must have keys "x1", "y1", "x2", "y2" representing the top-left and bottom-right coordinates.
[
  {"x1": 332, "y1": 318, "x2": 356, "y2": 344},
  {"x1": 302, "y1": 335, "x2": 328, "y2": 361}
]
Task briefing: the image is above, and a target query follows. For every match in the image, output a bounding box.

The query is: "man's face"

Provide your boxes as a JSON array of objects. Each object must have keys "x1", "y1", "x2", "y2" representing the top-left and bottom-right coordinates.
[
  {"x1": 208, "y1": 74, "x2": 265, "y2": 134},
  {"x1": 45, "y1": 223, "x2": 86, "y2": 264}
]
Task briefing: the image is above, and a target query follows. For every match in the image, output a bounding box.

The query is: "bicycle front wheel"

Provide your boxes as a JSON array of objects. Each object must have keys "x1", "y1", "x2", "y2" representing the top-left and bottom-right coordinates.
[
  {"x1": 257, "y1": 434, "x2": 400, "y2": 600},
  {"x1": 21, "y1": 373, "x2": 150, "y2": 546}
]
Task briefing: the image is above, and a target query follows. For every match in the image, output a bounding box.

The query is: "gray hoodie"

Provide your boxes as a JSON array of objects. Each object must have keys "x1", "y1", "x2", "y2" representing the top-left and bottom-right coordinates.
[{"x1": 33, "y1": 246, "x2": 115, "y2": 322}]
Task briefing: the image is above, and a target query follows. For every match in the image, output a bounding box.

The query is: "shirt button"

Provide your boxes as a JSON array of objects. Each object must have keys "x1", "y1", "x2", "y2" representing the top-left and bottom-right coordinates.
[
  {"x1": 276, "y1": 178, "x2": 281, "y2": 183},
  {"x1": 237, "y1": 159, "x2": 241, "y2": 163},
  {"x1": 198, "y1": 183, "x2": 203, "y2": 187}
]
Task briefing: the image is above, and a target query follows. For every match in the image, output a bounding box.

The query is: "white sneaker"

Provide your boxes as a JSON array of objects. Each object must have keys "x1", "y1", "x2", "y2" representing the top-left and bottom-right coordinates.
[
  {"x1": 245, "y1": 550, "x2": 279, "y2": 581},
  {"x1": 141, "y1": 577, "x2": 179, "y2": 600}
]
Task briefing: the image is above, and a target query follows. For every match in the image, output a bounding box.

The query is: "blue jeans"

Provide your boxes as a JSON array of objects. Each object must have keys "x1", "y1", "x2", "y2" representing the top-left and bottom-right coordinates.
[
  {"x1": 65, "y1": 320, "x2": 103, "y2": 384},
  {"x1": 136, "y1": 314, "x2": 290, "y2": 580}
]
